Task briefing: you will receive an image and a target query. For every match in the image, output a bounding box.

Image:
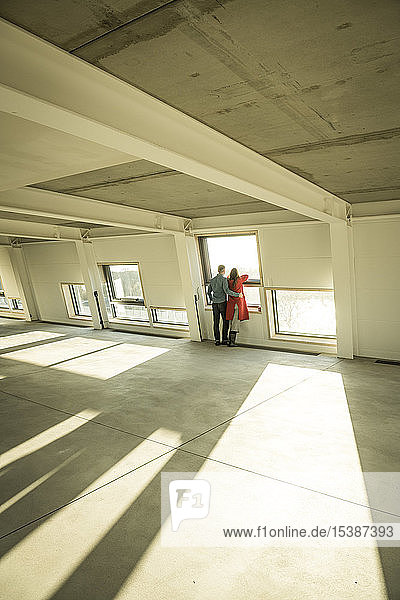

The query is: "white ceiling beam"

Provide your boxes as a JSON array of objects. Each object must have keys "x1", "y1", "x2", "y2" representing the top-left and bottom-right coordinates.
[
  {"x1": 0, "y1": 19, "x2": 348, "y2": 223},
  {"x1": 0, "y1": 218, "x2": 81, "y2": 240},
  {"x1": 191, "y1": 210, "x2": 314, "y2": 233},
  {"x1": 0, "y1": 187, "x2": 188, "y2": 234}
]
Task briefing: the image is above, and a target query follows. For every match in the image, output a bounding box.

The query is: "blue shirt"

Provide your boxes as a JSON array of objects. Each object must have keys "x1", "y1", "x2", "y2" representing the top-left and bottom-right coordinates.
[{"x1": 207, "y1": 274, "x2": 239, "y2": 304}]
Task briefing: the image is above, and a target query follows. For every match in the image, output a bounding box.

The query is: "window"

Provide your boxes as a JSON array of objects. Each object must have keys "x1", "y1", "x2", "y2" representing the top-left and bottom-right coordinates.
[
  {"x1": 113, "y1": 304, "x2": 149, "y2": 322},
  {"x1": 102, "y1": 264, "x2": 149, "y2": 323},
  {"x1": 0, "y1": 294, "x2": 9, "y2": 310},
  {"x1": 61, "y1": 283, "x2": 91, "y2": 319},
  {"x1": 69, "y1": 284, "x2": 91, "y2": 317},
  {"x1": 104, "y1": 264, "x2": 144, "y2": 303},
  {"x1": 0, "y1": 276, "x2": 8, "y2": 310},
  {"x1": 198, "y1": 234, "x2": 261, "y2": 284},
  {"x1": 151, "y1": 307, "x2": 189, "y2": 327},
  {"x1": 11, "y1": 298, "x2": 23, "y2": 311},
  {"x1": 270, "y1": 289, "x2": 336, "y2": 338},
  {"x1": 243, "y1": 286, "x2": 261, "y2": 308}
]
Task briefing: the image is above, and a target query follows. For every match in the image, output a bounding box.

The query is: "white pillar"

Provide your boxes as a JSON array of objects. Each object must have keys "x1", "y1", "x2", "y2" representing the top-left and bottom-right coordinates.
[
  {"x1": 330, "y1": 222, "x2": 357, "y2": 359},
  {"x1": 74, "y1": 240, "x2": 108, "y2": 330},
  {"x1": 8, "y1": 245, "x2": 39, "y2": 321},
  {"x1": 174, "y1": 233, "x2": 202, "y2": 342}
]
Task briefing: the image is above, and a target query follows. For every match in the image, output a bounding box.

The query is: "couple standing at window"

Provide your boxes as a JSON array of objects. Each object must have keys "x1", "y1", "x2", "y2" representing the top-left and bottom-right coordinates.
[{"x1": 207, "y1": 264, "x2": 249, "y2": 347}]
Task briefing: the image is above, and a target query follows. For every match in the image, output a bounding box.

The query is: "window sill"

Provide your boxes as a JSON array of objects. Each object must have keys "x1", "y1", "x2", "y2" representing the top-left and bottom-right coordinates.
[
  {"x1": 68, "y1": 315, "x2": 92, "y2": 322},
  {"x1": 109, "y1": 318, "x2": 151, "y2": 327},
  {"x1": 270, "y1": 334, "x2": 337, "y2": 347},
  {"x1": 153, "y1": 323, "x2": 189, "y2": 331}
]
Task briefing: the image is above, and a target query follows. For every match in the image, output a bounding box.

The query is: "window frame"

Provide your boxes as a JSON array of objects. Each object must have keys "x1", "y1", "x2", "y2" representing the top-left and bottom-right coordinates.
[
  {"x1": 60, "y1": 282, "x2": 92, "y2": 321},
  {"x1": 100, "y1": 262, "x2": 150, "y2": 325},
  {"x1": 0, "y1": 292, "x2": 10, "y2": 310},
  {"x1": 10, "y1": 298, "x2": 23, "y2": 312},
  {"x1": 264, "y1": 287, "x2": 337, "y2": 344},
  {"x1": 196, "y1": 232, "x2": 263, "y2": 311},
  {"x1": 69, "y1": 284, "x2": 91, "y2": 318},
  {"x1": 150, "y1": 306, "x2": 189, "y2": 329},
  {"x1": 103, "y1": 263, "x2": 145, "y2": 305},
  {"x1": 196, "y1": 232, "x2": 263, "y2": 286},
  {"x1": 0, "y1": 276, "x2": 9, "y2": 310}
]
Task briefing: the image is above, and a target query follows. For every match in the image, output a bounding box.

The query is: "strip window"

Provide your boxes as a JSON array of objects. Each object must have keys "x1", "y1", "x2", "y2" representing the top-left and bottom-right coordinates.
[
  {"x1": 151, "y1": 307, "x2": 189, "y2": 327},
  {"x1": 11, "y1": 298, "x2": 23, "y2": 311},
  {"x1": 269, "y1": 288, "x2": 336, "y2": 339}
]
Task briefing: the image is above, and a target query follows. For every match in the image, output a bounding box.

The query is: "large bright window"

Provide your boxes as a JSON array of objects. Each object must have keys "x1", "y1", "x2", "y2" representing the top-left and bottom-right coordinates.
[
  {"x1": 271, "y1": 289, "x2": 336, "y2": 338},
  {"x1": 199, "y1": 234, "x2": 261, "y2": 284}
]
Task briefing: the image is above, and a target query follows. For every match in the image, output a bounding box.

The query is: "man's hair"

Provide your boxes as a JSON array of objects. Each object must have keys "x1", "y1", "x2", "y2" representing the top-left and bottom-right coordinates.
[{"x1": 218, "y1": 264, "x2": 225, "y2": 273}]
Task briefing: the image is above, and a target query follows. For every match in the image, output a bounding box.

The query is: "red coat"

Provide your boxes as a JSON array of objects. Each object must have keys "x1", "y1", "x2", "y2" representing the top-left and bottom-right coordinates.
[{"x1": 226, "y1": 275, "x2": 249, "y2": 321}]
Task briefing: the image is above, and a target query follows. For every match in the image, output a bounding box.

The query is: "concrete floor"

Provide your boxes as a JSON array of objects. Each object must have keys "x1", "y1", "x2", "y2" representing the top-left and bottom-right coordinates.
[{"x1": 0, "y1": 318, "x2": 398, "y2": 599}]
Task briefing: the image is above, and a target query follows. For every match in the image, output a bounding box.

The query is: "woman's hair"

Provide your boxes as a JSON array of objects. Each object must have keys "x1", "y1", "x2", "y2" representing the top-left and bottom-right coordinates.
[{"x1": 229, "y1": 267, "x2": 239, "y2": 284}]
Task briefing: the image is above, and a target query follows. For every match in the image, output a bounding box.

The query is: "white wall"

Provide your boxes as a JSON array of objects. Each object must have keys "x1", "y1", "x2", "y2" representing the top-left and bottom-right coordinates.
[
  {"x1": 259, "y1": 223, "x2": 333, "y2": 288},
  {"x1": 17, "y1": 220, "x2": 400, "y2": 360},
  {"x1": 22, "y1": 235, "x2": 188, "y2": 334},
  {"x1": 201, "y1": 223, "x2": 335, "y2": 352},
  {"x1": 0, "y1": 246, "x2": 25, "y2": 319},
  {"x1": 92, "y1": 234, "x2": 185, "y2": 308},
  {"x1": 23, "y1": 241, "x2": 90, "y2": 325},
  {"x1": 353, "y1": 218, "x2": 400, "y2": 360}
]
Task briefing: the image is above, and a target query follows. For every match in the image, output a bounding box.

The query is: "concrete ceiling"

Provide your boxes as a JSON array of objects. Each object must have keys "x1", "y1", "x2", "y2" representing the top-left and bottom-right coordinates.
[
  {"x1": 2, "y1": 0, "x2": 399, "y2": 214},
  {"x1": 0, "y1": 112, "x2": 136, "y2": 192},
  {"x1": 32, "y1": 160, "x2": 279, "y2": 218}
]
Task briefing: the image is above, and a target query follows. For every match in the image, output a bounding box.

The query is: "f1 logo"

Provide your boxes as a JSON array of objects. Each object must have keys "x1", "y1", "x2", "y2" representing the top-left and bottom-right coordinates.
[{"x1": 169, "y1": 479, "x2": 211, "y2": 531}]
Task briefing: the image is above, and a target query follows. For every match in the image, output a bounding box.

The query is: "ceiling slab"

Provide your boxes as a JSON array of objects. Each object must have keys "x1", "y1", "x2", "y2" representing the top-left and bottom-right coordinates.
[
  {"x1": 1, "y1": 0, "x2": 399, "y2": 211},
  {"x1": 268, "y1": 136, "x2": 400, "y2": 203},
  {"x1": 0, "y1": 1, "x2": 174, "y2": 51},
  {"x1": 32, "y1": 159, "x2": 279, "y2": 218},
  {"x1": 0, "y1": 112, "x2": 137, "y2": 191},
  {"x1": 63, "y1": 0, "x2": 398, "y2": 205}
]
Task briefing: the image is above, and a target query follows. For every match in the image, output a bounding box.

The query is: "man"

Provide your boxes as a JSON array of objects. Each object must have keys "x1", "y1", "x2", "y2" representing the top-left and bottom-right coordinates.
[{"x1": 207, "y1": 264, "x2": 242, "y2": 346}]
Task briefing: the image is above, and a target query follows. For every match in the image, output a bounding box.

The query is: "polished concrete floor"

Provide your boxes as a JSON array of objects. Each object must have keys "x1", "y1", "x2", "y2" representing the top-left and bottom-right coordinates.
[{"x1": 0, "y1": 318, "x2": 399, "y2": 599}]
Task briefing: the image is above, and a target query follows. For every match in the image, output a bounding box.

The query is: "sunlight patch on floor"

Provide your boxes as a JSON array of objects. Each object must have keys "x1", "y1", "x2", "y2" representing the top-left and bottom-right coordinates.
[
  {"x1": 0, "y1": 409, "x2": 100, "y2": 470},
  {"x1": 52, "y1": 343, "x2": 170, "y2": 379},
  {"x1": 0, "y1": 428, "x2": 181, "y2": 600},
  {"x1": 0, "y1": 331, "x2": 64, "y2": 351},
  {"x1": 0, "y1": 337, "x2": 116, "y2": 367},
  {"x1": 235, "y1": 362, "x2": 322, "y2": 413}
]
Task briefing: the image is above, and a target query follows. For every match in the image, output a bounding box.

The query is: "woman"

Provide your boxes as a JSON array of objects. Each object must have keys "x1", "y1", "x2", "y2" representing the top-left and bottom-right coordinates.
[{"x1": 226, "y1": 268, "x2": 249, "y2": 346}]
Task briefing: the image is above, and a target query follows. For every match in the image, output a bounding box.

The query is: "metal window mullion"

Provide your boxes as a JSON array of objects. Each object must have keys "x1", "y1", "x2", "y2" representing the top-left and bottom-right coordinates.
[{"x1": 69, "y1": 284, "x2": 81, "y2": 317}]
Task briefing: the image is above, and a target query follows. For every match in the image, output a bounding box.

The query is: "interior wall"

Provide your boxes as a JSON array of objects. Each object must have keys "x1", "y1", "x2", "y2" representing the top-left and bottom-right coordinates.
[
  {"x1": 0, "y1": 245, "x2": 25, "y2": 319},
  {"x1": 22, "y1": 241, "x2": 90, "y2": 326},
  {"x1": 91, "y1": 234, "x2": 185, "y2": 308},
  {"x1": 353, "y1": 218, "x2": 400, "y2": 361},
  {"x1": 201, "y1": 223, "x2": 335, "y2": 353},
  {"x1": 16, "y1": 220, "x2": 400, "y2": 361}
]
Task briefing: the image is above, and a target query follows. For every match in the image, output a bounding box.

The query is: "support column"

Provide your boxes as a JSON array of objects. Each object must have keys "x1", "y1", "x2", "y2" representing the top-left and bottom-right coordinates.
[
  {"x1": 75, "y1": 240, "x2": 108, "y2": 330},
  {"x1": 8, "y1": 245, "x2": 39, "y2": 321},
  {"x1": 330, "y1": 222, "x2": 357, "y2": 359},
  {"x1": 174, "y1": 233, "x2": 202, "y2": 342}
]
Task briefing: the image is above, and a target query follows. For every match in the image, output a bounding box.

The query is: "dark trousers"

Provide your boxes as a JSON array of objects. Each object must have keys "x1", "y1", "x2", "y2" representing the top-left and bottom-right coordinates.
[{"x1": 212, "y1": 301, "x2": 229, "y2": 342}]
